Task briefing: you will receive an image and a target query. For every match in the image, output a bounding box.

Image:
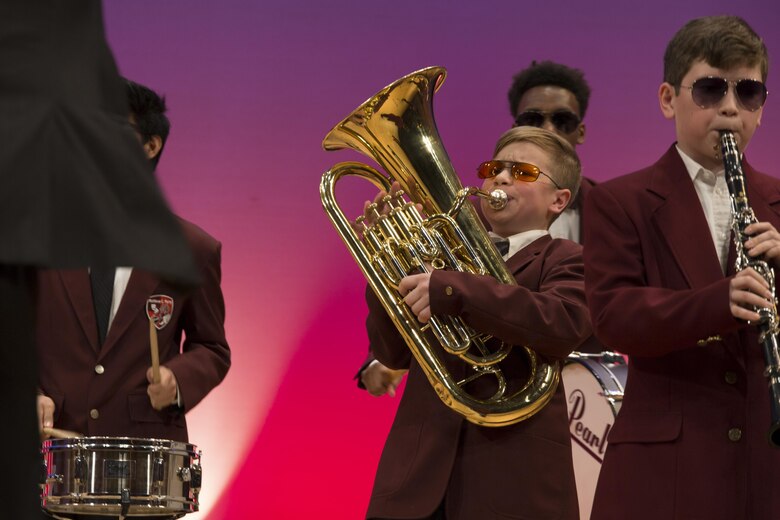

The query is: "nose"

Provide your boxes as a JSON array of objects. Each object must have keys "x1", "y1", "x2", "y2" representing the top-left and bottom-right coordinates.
[
  {"x1": 492, "y1": 167, "x2": 514, "y2": 186},
  {"x1": 541, "y1": 118, "x2": 557, "y2": 133},
  {"x1": 718, "y1": 84, "x2": 740, "y2": 116}
]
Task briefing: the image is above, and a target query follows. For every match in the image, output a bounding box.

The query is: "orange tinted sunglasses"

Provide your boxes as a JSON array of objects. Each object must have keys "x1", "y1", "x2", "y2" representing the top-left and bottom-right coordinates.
[{"x1": 476, "y1": 160, "x2": 561, "y2": 189}]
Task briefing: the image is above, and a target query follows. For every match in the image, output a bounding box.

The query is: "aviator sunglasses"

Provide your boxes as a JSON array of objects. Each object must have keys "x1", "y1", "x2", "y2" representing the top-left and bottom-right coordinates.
[
  {"x1": 477, "y1": 160, "x2": 562, "y2": 189},
  {"x1": 680, "y1": 76, "x2": 768, "y2": 112},
  {"x1": 513, "y1": 110, "x2": 581, "y2": 134}
]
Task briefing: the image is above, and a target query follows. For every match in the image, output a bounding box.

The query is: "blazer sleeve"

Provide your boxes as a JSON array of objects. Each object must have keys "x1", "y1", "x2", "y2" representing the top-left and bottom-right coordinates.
[
  {"x1": 583, "y1": 184, "x2": 742, "y2": 357},
  {"x1": 165, "y1": 237, "x2": 231, "y2": 411},
  {"x1": 354, "y1": 349, "x2": 376, "y2": 389},
  {"x1": 365, "y1": 285, "x2": 413, "y2": 370},
  {"x1": 429, "y1": 241, "x2": 591, "y2": 359}
]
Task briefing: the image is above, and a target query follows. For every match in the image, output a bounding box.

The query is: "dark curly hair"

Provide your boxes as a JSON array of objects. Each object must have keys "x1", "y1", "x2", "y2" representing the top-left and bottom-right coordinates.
[
  {"x1": 507, "y1": 60, "x2": 591, "y2": 119},
  {"x1": 124, "y1": 78, "x2": 170, "y2": 167}
]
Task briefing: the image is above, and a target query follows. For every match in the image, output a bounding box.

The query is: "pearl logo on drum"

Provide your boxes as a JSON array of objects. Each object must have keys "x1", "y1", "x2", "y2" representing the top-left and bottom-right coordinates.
[
  {"x1": 568, "y1": 388, "x2": 612, "y2": 461},
  {"x1": 562, "y1": 354, "x2": 627, "y2": 520}
]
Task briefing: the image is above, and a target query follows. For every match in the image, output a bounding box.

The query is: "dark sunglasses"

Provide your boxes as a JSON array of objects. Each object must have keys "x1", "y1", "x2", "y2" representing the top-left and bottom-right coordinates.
[
  {"x1": 476, "y1": 160, "x2": 561, "y2": 189},
  {"x1": 680, "y1": 76, "x2": 768, "y2": 112},
  {"x1": 513, "y1": 110, "x2": 581, "y2": 134}
]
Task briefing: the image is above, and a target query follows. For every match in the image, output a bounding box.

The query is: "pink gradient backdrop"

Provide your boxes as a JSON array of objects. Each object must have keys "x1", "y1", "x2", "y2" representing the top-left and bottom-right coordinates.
[{"x1": 103, "y1": 1, "x2": 780, "y2": 518}]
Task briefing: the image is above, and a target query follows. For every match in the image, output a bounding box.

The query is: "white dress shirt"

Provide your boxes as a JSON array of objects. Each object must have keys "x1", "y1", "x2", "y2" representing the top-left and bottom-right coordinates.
[{"x1": 677, "y1": 146, "x2": 732, "y2": 273}]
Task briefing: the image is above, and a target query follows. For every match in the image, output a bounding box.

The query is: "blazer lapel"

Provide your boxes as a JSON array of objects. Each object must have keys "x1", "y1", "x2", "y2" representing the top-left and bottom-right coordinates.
[
  {"x1": 505, "y1": 235, "x2": 548, "y2": 275},
  {"x1": 648, "y1": 147, "x2": 725, "y2": 289},
  {"x1": 99, "y1": 269, "x2": 160, "y2": 360},
  {"x1": 59, "y1": 270, "x2": 100, "y2": 352}
]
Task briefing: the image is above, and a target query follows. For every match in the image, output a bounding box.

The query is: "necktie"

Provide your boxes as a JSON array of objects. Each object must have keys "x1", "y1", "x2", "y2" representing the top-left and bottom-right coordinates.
[
  {"x1": 90, "y1": 267, "x2": 115, "y2": 344},
  {"x1": 493, "y1": 238, "x2": 510, "y2": 256}
]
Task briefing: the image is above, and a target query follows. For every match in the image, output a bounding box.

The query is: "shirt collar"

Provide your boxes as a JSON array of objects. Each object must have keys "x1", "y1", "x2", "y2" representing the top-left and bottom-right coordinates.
[
  {"x1": 676, "y1": 145, "x2": 723, "y2": 186},
  {"x1": 489, "y1": 229, "x2": 549, "y2": 259}
]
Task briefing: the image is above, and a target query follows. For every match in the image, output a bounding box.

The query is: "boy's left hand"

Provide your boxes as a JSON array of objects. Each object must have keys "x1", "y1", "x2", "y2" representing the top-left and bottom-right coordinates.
[
  {"x1": 744, "y1": 222, "x2": 780, "y2": 270},
  {"x1": 399, "y1": 272, "x2": 432, "y2": 323}
]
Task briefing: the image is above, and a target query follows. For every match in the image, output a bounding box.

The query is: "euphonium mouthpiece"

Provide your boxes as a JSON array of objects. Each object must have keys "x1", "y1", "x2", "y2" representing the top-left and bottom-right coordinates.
[{"x1": 488, "y1": 189, "x2": 508, "y2": 210}]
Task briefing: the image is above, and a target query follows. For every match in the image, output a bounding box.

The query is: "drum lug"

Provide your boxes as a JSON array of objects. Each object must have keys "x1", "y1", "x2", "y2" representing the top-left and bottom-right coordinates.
[
  {"x1": 177, "y1": 466, "x2": 192, "y2": 482},
  {"x1": 153, "y1": 455, "x2": 165, "y2": 482},
  {"x1": 177, "y1": 464, "x2": 202, "y2": 490},
  {"x1": 74, "y1": 454, "x2": 87, "y2": 493},
  {"x1": 191, "y1": 463, "x2": 202, "y2": 490},
  {"x1": 119, "y1": 488, "x2": 131, "y2": 520}
]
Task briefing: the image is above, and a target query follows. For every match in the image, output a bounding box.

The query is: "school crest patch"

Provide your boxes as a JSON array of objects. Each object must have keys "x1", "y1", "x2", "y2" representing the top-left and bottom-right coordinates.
[{"x1": 146, "y1": 295, "x2": 174, "y2": 330}]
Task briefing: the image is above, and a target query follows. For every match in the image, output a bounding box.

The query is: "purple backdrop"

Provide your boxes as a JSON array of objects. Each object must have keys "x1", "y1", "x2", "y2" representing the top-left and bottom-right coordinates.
[{"x1": 102, "y1": 1, "x2": 780, "y2": 518}]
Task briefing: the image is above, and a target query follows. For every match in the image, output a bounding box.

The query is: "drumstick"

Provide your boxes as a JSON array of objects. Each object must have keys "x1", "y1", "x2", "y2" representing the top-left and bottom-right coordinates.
[
  {"x1": 43, "y1": 427, "x2": 83, "y2": 438},
  {"x1": 149, "y1": 319, "x2": 161, "y2": 384}
]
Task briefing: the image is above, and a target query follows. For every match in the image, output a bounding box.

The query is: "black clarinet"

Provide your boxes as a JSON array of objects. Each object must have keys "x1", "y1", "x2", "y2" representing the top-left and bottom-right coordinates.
[{"x1": 720, "y1": 130, "x2": 780, "y2": 447}]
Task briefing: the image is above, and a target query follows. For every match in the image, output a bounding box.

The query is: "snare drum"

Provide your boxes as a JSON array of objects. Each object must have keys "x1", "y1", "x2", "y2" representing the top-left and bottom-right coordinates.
[
  {"x1": 41, "y1": 436, "x2": 201, "y2": 519},
  {"x1": 562, "y1": 353, "x2": 627, "y2": 520}
]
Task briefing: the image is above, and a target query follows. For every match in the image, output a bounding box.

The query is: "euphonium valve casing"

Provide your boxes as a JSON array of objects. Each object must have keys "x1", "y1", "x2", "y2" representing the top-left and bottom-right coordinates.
[{"x1": 321, "y1": 67, "x2": 559, "y2": 426}]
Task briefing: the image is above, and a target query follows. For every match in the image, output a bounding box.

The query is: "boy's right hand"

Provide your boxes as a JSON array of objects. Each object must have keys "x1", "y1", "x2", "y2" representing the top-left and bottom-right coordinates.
[
  {"x1": 37, "y1": 394, "x2": 55, "y2": 439},
  {"x1": 729, "y1": 267, "x2": 774, "y2": 322}
]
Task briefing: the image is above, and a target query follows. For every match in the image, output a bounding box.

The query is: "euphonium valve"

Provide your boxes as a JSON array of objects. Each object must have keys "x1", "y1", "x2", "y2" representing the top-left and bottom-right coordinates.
[{"x1": 320, "y1": 67, "x2": 558, "y2": 427}]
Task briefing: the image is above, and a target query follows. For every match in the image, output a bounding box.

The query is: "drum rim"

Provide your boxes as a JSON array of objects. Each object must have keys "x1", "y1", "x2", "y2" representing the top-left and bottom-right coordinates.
[
  {"x1": 564, "y1": 355, "x2": 627, "y2": 395},
  {"x1": 42, "y1": 436, "x2": 198, "y2": 452}
]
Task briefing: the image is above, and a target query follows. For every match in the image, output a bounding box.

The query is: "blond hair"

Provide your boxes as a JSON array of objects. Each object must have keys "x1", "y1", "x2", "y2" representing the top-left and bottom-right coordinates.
[{"x1": 493, "y1": 126, "x2": 581, "y2": 202}]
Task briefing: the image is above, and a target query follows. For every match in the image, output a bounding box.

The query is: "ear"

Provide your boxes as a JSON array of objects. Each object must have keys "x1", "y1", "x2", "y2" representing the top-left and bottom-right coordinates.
[
  {"x1": 575, "y1": 123, "x2": 586, "y2": 145},
  {"x1": 143, "y1": 135, "x2": 163, "y2": 161},
  {"x1": 549, "y1": 188, "x2": 572, "y2": 218},
  {"x1": 659, "y1": 82, "x2": 676, "y2": 120}
]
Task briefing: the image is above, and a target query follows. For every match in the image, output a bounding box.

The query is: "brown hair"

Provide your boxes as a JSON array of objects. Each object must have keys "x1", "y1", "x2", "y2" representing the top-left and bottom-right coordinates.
[
  {"x1": 493, "y1": 126, "x2": 581, "y2": 202},
  {"x1": 664, "y1": 16, "x2": 768, "y2": 90}
]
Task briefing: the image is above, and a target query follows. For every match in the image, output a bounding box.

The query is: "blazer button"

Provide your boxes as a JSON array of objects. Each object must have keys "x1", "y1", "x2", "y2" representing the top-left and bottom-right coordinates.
[
  {"x1": 89, "y1": 409, "x2": 100, "y2": 420},
  {"x1": 445, "y1": 286, "x2": 453, "y2": 296},
  {"x1": 94, "y1": 364, "x2": 105, "y2": 375},
  {"x1": 724, "y1": 371, "x2": 737, "y2": 385},
  {"x1": 728, "y1": 428, "x2": 742, "y2": 442}
]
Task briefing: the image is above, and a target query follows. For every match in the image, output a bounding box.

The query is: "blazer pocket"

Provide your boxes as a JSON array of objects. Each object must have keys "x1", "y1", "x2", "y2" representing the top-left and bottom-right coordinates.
[
  {"x1": 372, "y1": 423, "x2": 423, "y2": 498},
  {"x1": 127, "y1": 392, "x2": 185, "y2": 427},
  {"x1": 608, "y1": 411, "x2": 682, "y2": 444}
]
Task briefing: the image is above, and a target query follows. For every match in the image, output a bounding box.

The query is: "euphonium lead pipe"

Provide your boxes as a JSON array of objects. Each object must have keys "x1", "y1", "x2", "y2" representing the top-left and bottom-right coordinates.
[{"x1": 720, "y1": 130, "x2": 780, "y2": 447}]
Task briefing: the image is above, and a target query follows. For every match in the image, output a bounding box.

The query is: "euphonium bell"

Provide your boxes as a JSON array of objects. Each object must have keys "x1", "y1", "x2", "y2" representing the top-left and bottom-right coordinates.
[{"x1": 320, "y1": 66, "x2": 559, "y2": 426}]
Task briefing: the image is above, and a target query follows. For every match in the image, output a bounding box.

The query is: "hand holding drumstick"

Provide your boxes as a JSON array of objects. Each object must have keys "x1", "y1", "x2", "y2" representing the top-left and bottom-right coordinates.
[
  {"x1": 146, "y1": 318, "x2": 179, "y2": 410},
  {"x1": 37, "y1": 395, "x2": 83, "y2": 439},
  {"x1": 146, "y1": 364, "x2": 179, "y2": 410},
  {"x1": 146, "y1": 297, "x2": 179, "y2": 410}
]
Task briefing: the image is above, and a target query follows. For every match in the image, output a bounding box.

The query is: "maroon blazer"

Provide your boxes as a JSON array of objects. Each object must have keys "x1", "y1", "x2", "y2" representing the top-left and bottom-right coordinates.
[
  {"x1": 584, "y1": 145, "x2": 780, "y2": 519},
  {"x1": 35, "y1": 219, "x2": 230, "y2": 442},
  {"x1": 365, "y1": 236, "x2": 590, "y2": 520}
]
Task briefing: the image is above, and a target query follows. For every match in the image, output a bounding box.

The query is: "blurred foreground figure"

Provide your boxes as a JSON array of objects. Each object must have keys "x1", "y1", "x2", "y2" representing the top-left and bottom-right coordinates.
[{"x1": 0, "y1": 2, "x2": 197, "y2": 517}]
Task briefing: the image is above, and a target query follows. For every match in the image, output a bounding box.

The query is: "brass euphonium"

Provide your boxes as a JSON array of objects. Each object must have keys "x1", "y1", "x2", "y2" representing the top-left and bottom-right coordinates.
[{"x1": 320, "y1": 66, "x2": 559, "y2": 427}]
